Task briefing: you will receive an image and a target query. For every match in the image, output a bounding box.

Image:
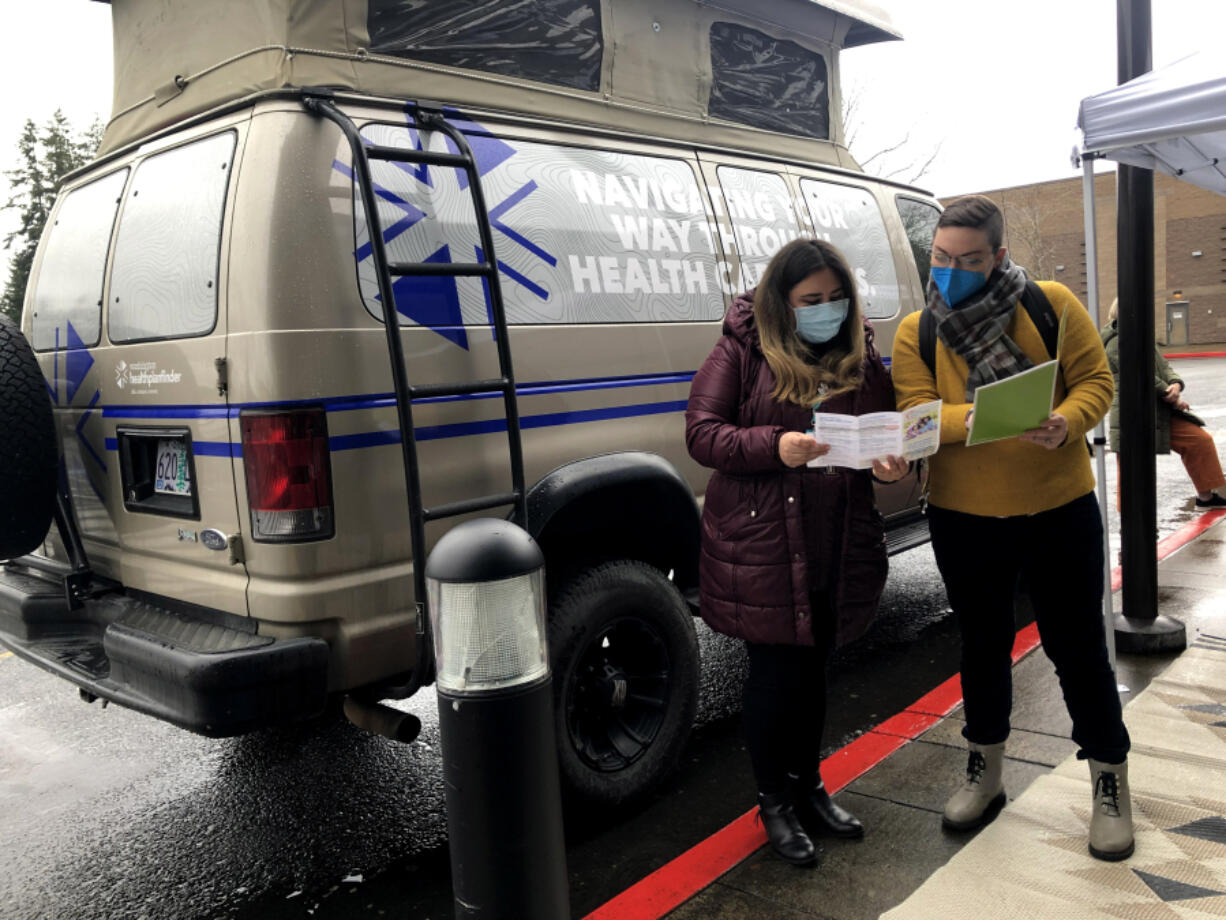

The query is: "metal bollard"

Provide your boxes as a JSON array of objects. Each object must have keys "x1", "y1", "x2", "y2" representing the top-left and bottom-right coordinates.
[{"x1": 425, "y1": 518, "x2": 570, "y2": 920}]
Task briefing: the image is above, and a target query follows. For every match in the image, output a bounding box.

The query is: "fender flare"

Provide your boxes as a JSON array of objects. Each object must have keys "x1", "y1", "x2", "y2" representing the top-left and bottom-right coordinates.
[{"x1": 515, "y1": 451, "x2": 701, "y2": 591}]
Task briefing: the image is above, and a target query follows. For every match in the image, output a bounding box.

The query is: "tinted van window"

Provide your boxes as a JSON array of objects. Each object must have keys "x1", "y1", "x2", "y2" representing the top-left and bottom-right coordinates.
[
  {"x1": 715, "y1": 166, "x2": 802, "y2": 288},
  {"x1": 708, "y1": 23, "x2": 829, "y2": 140},
  {"x1": 109, "y1": 132, "x2": 235, "y2": 343},
  {"x1": 31, "y1": 169, "x2": 127, "y2": 351},
  {"x1": 896, "y1": 197, "x2": 942, "y2": 291},
  {"x1": 367, "y1": 0, "x2": 603, "y2": 93},
  {"x1": 353, "y1": 124, "x2": 722, "y2": 345},
  {"x1": 800, "y1": 179, "x2": 900, "y2": 320}
]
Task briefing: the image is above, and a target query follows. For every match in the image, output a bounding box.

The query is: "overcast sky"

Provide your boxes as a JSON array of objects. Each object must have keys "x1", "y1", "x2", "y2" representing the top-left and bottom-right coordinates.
[
  {"x1": 840, "y1": 0, "x2": 1226, "y2": 196},
  {"x1": 2, "y1": 0, "x2": 1226, "y2": 280}
]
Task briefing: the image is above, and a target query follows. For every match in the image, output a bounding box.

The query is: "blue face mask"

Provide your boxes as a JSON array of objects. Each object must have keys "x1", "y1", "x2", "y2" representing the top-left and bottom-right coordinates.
[
  {"x1": 794, "y1": 298, "x2": 849, "y2": 344},
  {"x1": 930, "y1": 266, "x2": 989, "y2": 307}
]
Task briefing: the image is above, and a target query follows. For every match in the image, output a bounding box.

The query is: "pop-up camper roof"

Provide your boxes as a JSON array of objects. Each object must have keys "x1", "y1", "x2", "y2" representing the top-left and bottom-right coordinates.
[{"x1": 92, "y1": 0, "x2": 899, "y2": 167}]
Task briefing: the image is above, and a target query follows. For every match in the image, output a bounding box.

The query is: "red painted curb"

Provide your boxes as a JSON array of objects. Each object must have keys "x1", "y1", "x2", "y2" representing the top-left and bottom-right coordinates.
[
  {"x1": 1161, "y1": 351, "x2": 1226, "y2": 359},
  {"x1": 583, "y1": 512, "x2": 1223, "y2": 920},
  {"x1": 581, "y1": 810, "x2": 765, "y2": 920},
  {"x1": 905, "y1": 674, "x2": 963, "y2": 717},
  {"x1": 1157, "y1": 508, "x2": 1226, "y2": 559},
  {"x1": 1110, "y1": 507, "x2": 1226, "y2": 592}
]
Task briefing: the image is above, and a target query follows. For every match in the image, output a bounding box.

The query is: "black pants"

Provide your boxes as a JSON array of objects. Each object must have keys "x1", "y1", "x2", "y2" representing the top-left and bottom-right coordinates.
[
  {"x1": 928, "y1": 492, "x2": 1130, "y2": 764},
  {"x1": 743, "y1": 626, "x2": 833, "y2": 796}
]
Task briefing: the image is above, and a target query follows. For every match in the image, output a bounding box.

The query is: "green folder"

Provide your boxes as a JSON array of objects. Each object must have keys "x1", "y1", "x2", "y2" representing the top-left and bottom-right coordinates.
[
  {"x1": 966, "y1": 304, "x2": 1069, "y2": 447},
  {"x1": 965, "y1": 359, "x2": 1059, "y2": 446}
]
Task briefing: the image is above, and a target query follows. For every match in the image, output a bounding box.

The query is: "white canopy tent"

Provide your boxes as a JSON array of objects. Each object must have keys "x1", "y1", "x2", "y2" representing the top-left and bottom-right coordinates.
[
  {"x1": 1073, "y1": 50, "x2": 1226, "y2": 663},
  {"x1": 1078, "y1": 52, "x2": 1226, "y2": 196}
]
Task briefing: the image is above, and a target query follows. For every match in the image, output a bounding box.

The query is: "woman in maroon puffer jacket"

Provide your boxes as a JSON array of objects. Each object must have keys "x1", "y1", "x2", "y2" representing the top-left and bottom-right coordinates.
[{"x1": 686, "y1": 239, "x2": 907, "y2": 867}]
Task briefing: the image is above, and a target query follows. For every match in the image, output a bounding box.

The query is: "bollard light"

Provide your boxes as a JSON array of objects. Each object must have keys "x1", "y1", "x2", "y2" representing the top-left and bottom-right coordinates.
[
  {"x1": 424, "y1": 518, "x2": 569, "y2": 920},
  {"x1": 426, "y1": 521, "x2": 546, "y2": 693}
]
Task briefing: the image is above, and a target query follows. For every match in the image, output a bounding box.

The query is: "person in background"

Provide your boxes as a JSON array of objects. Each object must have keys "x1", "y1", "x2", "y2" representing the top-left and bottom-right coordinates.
[
  {"x1": 686, "y1": 239, "x2": 909, "y2": 867},
  {"x1": 891, "y1": 195, "x2": 1133, "y2": 861},
  {"x1": 1101, "y1": 297, "x2": 1226, "y2": 509}
]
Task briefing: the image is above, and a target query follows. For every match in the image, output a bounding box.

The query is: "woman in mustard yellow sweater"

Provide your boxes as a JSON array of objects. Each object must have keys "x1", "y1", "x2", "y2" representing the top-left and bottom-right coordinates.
[{"x1": 892, "y1": 195, "x2": 1132, "y2": 862}]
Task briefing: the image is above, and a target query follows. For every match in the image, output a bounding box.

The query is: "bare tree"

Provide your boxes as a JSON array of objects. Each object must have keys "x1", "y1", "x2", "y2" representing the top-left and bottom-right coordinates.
[
  {"x1": 1002, "y1": 188, "x2": 1057, "y2": 280},
  {"x1": 841, "y1": 80, "x2": 943, "y2": 187}
]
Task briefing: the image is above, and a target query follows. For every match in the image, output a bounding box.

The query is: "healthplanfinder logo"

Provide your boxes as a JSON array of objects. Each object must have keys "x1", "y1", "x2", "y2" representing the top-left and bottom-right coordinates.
[{"x1": 115, "y1": 360, "x2": 182, "y2": 392}]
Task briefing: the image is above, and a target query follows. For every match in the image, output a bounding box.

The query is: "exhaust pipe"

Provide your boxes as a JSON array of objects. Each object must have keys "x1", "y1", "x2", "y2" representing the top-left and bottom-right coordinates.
[{"x1": 343, "y1": 697, "x2": 422, "y2": 743}]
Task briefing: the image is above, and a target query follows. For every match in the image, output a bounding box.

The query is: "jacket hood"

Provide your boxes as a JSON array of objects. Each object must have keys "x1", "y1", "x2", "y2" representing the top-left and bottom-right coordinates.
[{"x1": 722, "y1": 290, "x2": 760, "y2": 344}]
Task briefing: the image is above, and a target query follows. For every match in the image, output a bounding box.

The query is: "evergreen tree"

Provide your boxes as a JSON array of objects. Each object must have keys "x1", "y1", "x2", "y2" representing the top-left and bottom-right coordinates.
[{"x1": 1, "y1": 111, "x2": 102, "y2": 324}]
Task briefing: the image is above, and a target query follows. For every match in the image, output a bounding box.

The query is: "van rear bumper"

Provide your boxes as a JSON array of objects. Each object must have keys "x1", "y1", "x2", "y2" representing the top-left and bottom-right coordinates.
[{"x1": 0, "y1": 561, "x2": 329, "y2": 736}]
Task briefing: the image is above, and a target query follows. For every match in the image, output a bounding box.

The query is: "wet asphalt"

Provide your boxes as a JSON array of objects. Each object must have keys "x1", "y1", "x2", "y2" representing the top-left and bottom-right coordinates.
[{"x1": 1, "y1": 357, "x2": 1222, "y2": 920}]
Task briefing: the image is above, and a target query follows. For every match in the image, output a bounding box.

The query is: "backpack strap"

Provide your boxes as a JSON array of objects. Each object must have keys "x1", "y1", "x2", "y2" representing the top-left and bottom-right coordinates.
[
  {"x1": 919, "y1": 307, "x2": 937, "y2": 377},
  {"x1": 1018, "y1": 280, "x2": 1094, "y2": 455},
  {"x1": 1019, "y1": 280, "x2": 1058, "y2": 359}
]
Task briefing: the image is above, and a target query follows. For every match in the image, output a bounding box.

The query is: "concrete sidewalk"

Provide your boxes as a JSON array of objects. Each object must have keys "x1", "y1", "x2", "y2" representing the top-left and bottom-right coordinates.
[{"x1": 662, "y1": 511, "x2": 1226, "y2": 920}]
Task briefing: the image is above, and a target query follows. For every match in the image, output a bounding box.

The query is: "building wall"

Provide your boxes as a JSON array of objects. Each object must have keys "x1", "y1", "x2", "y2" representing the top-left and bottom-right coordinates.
[{"x1": 943, "y1": 173, "x2": 1226, "y2": 344}]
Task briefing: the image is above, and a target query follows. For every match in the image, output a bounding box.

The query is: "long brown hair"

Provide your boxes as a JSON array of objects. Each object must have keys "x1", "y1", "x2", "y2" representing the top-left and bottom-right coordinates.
[{"x1": 754, "y1": 239, "x2": 865, "y2": 406}]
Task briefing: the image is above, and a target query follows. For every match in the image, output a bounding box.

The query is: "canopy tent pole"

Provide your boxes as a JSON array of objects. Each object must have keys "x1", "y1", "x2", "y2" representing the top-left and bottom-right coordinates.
[
  {"x1": 1113, "y1": 0, "x2": 1185, "y2": 653},
  {"x1": 1081, "y1": 156, "x2": 1117, "y2": 672}
]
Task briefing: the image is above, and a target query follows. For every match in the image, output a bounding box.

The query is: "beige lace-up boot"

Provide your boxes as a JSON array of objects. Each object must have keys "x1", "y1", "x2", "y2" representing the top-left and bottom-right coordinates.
[
  {"x1": 1088, "y1": 759, "x2": 1134, "y2": 861},
  {"x1": 942, "y1": 741, "x2": 1006, "y2": 831}
]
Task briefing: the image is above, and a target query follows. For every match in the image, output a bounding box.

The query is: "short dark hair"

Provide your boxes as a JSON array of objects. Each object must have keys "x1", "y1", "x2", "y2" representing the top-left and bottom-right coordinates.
[{"x1": 937, "y1": 194, "x2": 1004, "y2": 251}]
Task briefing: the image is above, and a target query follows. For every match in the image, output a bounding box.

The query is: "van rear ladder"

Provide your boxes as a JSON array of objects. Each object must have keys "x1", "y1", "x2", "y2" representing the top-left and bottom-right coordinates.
[{"x1": 304, "y1": 91, "x2": 527, "y2": 692}]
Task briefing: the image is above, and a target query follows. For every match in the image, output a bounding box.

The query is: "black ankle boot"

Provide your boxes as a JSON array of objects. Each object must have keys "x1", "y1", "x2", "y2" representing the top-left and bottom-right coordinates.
[
  {"x1": 789, "y1": 779, "x2": 864, "y2": 839},
  {"x1": 757, "y1": 793, "x2": 818, "y2": 866}
]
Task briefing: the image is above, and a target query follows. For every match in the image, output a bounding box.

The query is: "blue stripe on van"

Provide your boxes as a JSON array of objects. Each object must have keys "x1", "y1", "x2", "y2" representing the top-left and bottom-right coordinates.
[
  {"x1": 97, "y1": 372, "x2": 698, "y2": 419},
  {"x1": 192, "y1": 441, "x2": 241, "y2": 458},
  {"x1": 415, "y1": 372, "x2": 696, "y2": 405},
  {"x1": 336, "y1": 399, "x2": 690, "y2": 449},
  {"x1": 519, "y1": 399, "x2": 689, "y2": 431},
  {"x1": 102, "y1": 405, "x2": 232, "y2": 419},
  {"x1": 102, "y1": 437, "x2": 239, "y2": 458},
  {"x1": 103, "y1": 399, "x2": 689, "y2": 455},
  {"x1": 328, "y1": 430, "x2": 404, "y2": 452}
]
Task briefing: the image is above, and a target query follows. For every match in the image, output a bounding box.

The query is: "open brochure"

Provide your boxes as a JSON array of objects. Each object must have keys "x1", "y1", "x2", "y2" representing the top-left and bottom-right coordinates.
[
  {"x1": 965, "y1": 306, "x2": 1069, "y2": 447},
  {"x1": 807, "y1": 399, "x2": 942, "y2": 470}
]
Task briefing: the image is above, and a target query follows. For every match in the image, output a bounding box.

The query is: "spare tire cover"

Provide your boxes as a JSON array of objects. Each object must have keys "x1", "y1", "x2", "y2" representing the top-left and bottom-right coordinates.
[{"x1": 0, "y1": 315, "x2": 58, "y2": 559}]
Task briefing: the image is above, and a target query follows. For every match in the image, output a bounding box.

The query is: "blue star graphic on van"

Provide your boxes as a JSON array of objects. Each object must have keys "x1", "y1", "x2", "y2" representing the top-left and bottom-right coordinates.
[
  {"x1": 335, "y1": 108, "x2": 555, "y2": 350},
  {"x1": 388, "y1": 110, "x2": 518, "y2": 192},
  {"x1": 43, "y1": 321, "x2": 107, "y2": 496},
  {"x1": 64, "y1": 321, "x2": 95, "y2": 406},
  {"x1": 381, "y1": 244, "x2": 467, "y2": 350},
  {"x1": 44, "y1": 321, "x2": 95, "y2": 407}
]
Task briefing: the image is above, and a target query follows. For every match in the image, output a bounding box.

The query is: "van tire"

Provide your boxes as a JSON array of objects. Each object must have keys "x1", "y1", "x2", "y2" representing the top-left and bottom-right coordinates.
[
  {"x1": 549, "y1": 559, "x2": 699, "y2": 808},
  {"x1": 0, "y1": 315, "x2": 57, "y2": 560}
]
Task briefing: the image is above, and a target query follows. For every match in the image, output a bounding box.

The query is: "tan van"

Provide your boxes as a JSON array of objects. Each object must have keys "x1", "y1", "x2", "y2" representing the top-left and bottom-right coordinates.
[{"x1": 0, "y1": 0, "x2": 942, "y2": 805}]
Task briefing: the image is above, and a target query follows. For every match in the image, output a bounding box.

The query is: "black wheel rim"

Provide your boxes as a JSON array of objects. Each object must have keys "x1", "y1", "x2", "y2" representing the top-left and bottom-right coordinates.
[{"x1": 565, "y1": 615, "x2": 673, "y2": 773}]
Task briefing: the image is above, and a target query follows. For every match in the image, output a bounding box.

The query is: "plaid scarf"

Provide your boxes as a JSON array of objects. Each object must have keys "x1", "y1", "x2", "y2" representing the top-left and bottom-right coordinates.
[{"x1": 926, "y1": 257, "x2": 1031, "y2": 400}]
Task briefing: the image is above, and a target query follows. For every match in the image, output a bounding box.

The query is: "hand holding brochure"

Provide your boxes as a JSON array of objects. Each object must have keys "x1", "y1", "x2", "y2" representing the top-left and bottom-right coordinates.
[{"x1": 807, "y1": 399, "x2": 942, "y2": 470}]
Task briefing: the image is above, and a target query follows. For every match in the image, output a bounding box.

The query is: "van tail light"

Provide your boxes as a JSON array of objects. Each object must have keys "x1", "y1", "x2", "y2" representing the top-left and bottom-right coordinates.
[{"x1": 240, "y1": 408, "x2": 334, "y2": 542}]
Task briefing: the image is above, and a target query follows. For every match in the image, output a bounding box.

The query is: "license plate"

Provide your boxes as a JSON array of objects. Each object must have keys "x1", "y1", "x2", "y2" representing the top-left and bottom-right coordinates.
[{"x1": 154, "y1": 439, "x2": 192, "y2": 496}]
